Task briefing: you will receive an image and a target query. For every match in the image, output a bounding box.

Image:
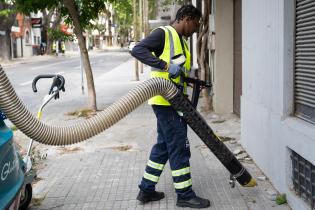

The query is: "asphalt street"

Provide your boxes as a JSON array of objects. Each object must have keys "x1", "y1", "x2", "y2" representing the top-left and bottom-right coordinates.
[{"x1": 3, "y1": 50, "x2": 132, "y2": 122}]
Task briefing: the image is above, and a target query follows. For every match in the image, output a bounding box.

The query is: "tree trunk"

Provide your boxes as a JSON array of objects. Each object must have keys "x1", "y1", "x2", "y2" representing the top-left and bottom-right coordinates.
[
  {"x1": 0, "y1": 3, "x2": 16, "y2": 61},
  {"x1": 0, "y1": 30, "x2": 12, "y2": 61},
  {"x1": 200, "y1": 27, "x2": 212, "y2": 111},
  {"x1": 108, "y1": 18, "x2": 112, "y2": 46},
  {"x1": 133, "y1": 0, "x2": 139, "y2": 81},
  {"x1": 63, "y1": 0, "x2": 97, "y2": 111},
  {"x1": 42, "y1": 7, "x2": 62, "y2": 55},
  {"x1": 143, "y1": 0, "x2": 149, "y2": 36},
  {"x1": 196, "y1": 1, "x2": 213, "y2": 112}
]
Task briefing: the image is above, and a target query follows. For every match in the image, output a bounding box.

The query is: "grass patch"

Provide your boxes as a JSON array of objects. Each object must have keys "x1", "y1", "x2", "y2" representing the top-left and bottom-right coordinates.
[
  {"x1": 10, "y1": 125, "x2": 17, "y2": 131},
  {"x1": 111, "y1": 145, "x2": 132, "y2": 151},
  {"x1": 66, "y1": 108, "x2": 96, "y2": 118},
  {"x1": 58, "y1": 146, "x2": 82, "y2": 155},
  {"x1": 31, "y1": 195, "x2": 46, "y2": 206},
  {"x1": 276, "y1": 193, "x2": 287, "y2": 205},
  {"x1": 212, "y1": 120, "x2": 225, "y2": 124}
]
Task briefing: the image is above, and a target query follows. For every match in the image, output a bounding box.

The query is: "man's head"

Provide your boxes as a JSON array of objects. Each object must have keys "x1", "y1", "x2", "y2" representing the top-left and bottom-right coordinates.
[{"x1": 174, "y1": 5, "x2": 202, "y2": 37}]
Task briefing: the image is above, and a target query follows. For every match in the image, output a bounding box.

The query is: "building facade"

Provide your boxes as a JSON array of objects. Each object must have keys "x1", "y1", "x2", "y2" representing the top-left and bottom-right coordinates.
[
  {"x1": 241, "y1": 0, "x2": 315, "y2": 209},
  {"x1": 11, "y1": 13, "x2": 43, "y2": 58},
  {"x1": 191, "y1": 0, "x2": 315, "y2": 209}
]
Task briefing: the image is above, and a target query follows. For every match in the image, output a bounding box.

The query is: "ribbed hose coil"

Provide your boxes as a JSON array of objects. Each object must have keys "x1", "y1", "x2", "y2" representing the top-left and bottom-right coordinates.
[
  {"x1": 0, "y1": 65, "x2": 256, "y2": 187},
  {"x1": 0, "y1": 66, "x2": 178, "y2": 145}
]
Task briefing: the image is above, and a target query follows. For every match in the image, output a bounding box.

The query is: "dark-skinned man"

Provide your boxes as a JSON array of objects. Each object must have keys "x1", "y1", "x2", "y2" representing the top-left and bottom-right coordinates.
[{"x1": 131, "y1": 5, "x2": 210, "y2": 209}]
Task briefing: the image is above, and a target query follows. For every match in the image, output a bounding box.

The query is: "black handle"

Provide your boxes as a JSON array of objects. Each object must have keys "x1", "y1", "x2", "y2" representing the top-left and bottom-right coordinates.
[
  {"x1": 48, "y1": 75, "x2": 65, "y2": 94},
  {"x1": 185, "y1": 77, "x2": 212, "y2": 108},
  {"x1": 185, "y1": 77, "x2": 211, "y2": 88},
  {"x1": 168, "y1": 70, "x2": 212, "y2": 108},
  {"x1": 32, "y1": 74, "x2": 65, "y2": 99}
]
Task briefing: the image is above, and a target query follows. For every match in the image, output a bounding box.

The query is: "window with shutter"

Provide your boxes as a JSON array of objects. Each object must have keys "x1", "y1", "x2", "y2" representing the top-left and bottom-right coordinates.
[{"x1": 294, "y1": 0, "x2": 315, "y2": 124}]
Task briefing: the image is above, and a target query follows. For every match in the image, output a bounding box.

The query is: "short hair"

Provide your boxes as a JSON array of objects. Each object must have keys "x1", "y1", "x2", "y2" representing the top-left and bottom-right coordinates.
[{"x1": 175, "y1": 5, "x2": 202, "y2": 22}]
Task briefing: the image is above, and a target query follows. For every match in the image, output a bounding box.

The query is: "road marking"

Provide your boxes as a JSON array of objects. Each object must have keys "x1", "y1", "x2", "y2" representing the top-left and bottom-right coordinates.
[
  {"x1": 30, "y1": 60, "x2": 75, "y2": 70},
  {"x1": 20, "y1": 80, "x2": 32, "y2": 86},
  {"x1": 74, "y1": 61, "x2": 97, "y2": 69}
]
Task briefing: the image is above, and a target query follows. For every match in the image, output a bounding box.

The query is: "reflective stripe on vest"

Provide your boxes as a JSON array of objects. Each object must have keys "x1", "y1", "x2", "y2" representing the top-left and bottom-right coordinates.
[
  {"x1": 147, "y1": 160, "x2": 164, "y2": 171},
  {"x1": 143, "y1": 172, "x2": 159, "y2": 182},
  {"x1": 173, "y1": 179, "x2": 192, "y2": 189},
  {"x1": 171, "y1": 167, "x2": 190, "y2": 177},
  {"x1": 148, "y1": 26, "x2": 191, "y2": 106}
]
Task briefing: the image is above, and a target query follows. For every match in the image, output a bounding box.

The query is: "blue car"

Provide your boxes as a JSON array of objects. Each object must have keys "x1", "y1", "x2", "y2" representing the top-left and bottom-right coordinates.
[{"x1": 0, "y1": 111, "x2": 27, "y2": 210}]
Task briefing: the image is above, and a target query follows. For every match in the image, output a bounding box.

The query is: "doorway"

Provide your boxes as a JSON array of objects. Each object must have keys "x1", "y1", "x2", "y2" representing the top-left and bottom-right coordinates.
[{"x1": 233, "y1": 0, "x2": 242, "y2": 116}]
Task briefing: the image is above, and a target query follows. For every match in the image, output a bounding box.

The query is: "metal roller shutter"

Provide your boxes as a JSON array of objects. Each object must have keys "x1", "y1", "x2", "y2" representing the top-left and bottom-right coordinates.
[{"x1": 295, "y1": 0, "x2": 315, "y2": 124}]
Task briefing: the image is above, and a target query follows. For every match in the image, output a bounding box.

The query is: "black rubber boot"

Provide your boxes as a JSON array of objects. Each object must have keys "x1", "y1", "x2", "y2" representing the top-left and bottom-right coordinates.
[
  {"x1": 136, "y1": 190, "x2": 165, "y2": 204},
  {"x1": 176, "y1": 196, "x2": 210, "y2": 208}
]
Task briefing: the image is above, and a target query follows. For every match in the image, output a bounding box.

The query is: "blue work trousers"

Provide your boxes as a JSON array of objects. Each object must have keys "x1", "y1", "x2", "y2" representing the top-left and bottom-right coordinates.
[{"x1": 139, "y1": 105, "x2": 196, "y2": 199}]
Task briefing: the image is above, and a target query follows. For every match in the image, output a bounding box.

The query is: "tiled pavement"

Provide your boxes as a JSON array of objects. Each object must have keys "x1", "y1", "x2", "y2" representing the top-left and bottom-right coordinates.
[{"x1": 28, "y1": 103, "x2": 291, "y2": 210}]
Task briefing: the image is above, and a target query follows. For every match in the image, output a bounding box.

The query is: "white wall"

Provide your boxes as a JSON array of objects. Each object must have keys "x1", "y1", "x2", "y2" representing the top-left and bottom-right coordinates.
[
  {"x1": 23, "y1": 37, "x2": 33, "y2": 57},
  {"x1": 191, "y1": 0, "x2": 198, "y2": 69},
  {"x1": 16, "y1": 37, "x2": 22, "y2": 57},
  {"x1": 213, "y1": 0, "x2": 234, "y2": 113},
  {"x1": 241, "y1": 0, "x2": 315, "y2": 209}
]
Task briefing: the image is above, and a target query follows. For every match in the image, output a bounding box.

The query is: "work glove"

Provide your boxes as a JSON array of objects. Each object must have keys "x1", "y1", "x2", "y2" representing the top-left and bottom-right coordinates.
[{"x1": 168, "y1": 63, "x2": 182, "y2": 79}]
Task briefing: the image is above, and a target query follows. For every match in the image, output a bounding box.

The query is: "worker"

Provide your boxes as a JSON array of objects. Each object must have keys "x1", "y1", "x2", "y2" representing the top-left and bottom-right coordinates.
[
  {"x1": 52, "y1": 42, "x2": 56, "y2": 54},
  {"x1": 131, "y1": 4, "x2": 210, "y2": 209},
  {"x1": 61, "y1": 42, "x2": 66, "y2": 54}
]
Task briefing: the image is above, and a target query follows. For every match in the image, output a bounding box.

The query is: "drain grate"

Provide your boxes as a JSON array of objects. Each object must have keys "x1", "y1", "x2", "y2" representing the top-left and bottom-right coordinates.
[{"x1": 291, "y1": 150, "x2": 315, "y2": 209}]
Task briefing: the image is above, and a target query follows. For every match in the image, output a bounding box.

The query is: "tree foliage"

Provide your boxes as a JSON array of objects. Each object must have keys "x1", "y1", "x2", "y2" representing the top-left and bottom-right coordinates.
[
  {"x1": 161, "y1": 0, "x2": 190, "y2": 8},
  {"x1": 111, "y1": 0, "x2": 132, "y2": 28},
  {"x1": 0, "y1": 1, "x2": 16, "y2": 26},
  {"x1": 0, "y1": 8, "x2": 14, "y2": 17},
  {"x1": 14, "y1": 0, "x2": 107, "y2": 31},
  {"x1": 14, "y1": 0, "x2": 58, "y2": 14},
  {"x1": 110, "y1": 0, "x2": 132, "y2": 43},
  {"x1": 48, "y1": 28, "x2": 74, "y2": 42},
  {"x1": 147, "y1": 0, "x2": 157, "y2": 19},
  {"x1": 62, "y1": 0, "x2": 106, "y2": 28}
]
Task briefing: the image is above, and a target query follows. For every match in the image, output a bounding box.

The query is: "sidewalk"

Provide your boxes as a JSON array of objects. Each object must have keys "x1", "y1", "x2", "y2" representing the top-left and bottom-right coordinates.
[
  {"x1": 0, "y1": 48, "x2": 127, "y2": 68},
  {"x1": 13, "y1": 59, "x2": 291, "y2": 210},
  {"x1": 0, "y1": 52, "x2": 83, "y2": 69}
]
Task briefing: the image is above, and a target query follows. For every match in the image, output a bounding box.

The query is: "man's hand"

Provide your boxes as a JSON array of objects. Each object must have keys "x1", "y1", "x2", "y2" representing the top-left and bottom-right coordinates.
[{"x1": 168, "y1": 64, "x2": 182, "y2": 79}]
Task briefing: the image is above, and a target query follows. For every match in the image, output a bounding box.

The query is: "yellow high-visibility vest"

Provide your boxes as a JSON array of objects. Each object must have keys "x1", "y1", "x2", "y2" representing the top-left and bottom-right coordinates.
[
  {"x1": 148, "y1": 26, "x2": 191, "y2": 106},
  {"x1": 61, "y1": 43, "x2": 65, "y2": 51}
]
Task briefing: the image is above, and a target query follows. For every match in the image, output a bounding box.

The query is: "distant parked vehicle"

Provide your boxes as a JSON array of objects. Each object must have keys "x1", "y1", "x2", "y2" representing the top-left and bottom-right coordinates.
[{"x1": 128, "y1": 41, "x2": 137, "y2": 53}]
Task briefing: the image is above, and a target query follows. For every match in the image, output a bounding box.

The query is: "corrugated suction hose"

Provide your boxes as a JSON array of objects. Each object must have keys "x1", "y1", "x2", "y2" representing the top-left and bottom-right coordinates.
[
  {"x1": 0, "y1": 65, "x2": 256, "y2": 187},
  {"x1": 0, "y1": 65, "x2": 178, "y2": 145}
]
